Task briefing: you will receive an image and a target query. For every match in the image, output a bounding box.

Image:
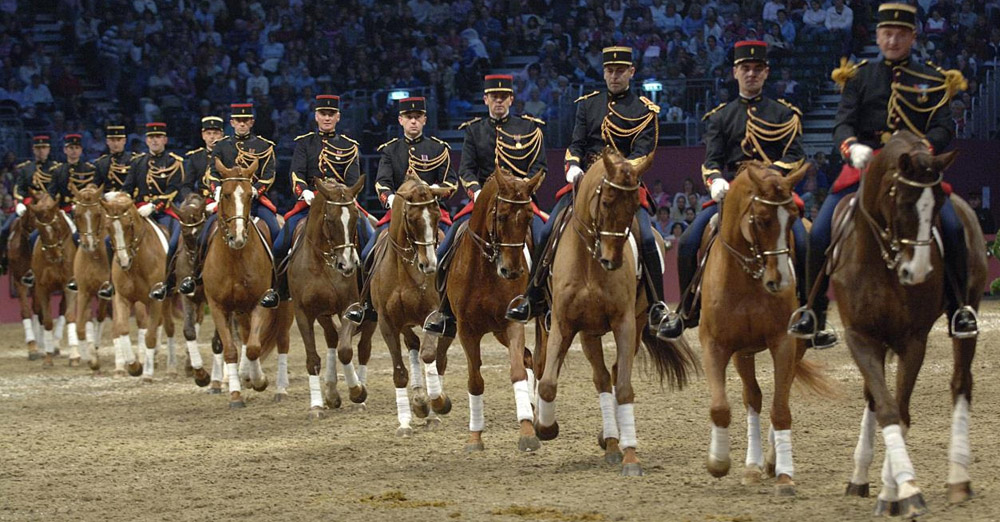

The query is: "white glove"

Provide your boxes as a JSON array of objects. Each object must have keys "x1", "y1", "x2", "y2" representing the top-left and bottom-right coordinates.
[
  {"x1": 848, "y1": 143, "x2": 874, "y2": 169},
  {"x1": 205, "y1": 201, "x2": 218, "y2": 213},
  {"x1": 566, "y1": 165, "x2": 584, "y2": 184},
  {"x1": 302, "y1": 189, "x2": 315, "y2": 205},
  {"x1": 710, "y1": 178, "x2": 730, "y2": 202},
  {"x1": 16, "y1": 202, "x2": 26, "y2": 216},
  {"x1": 473, "y1": 190, "x2": 481, "y2": 202},
  {"x1": 137, "y1": 203, "x2": 154, "y2": 217},
  {"x1": 251, "y1": 186, "x2": 259, "y2": 198},
  {"x1": 386, "y1": 194, "x2": 396, "y2": 209},
  {"x1": 213, "y1": 186, "x2": 221, "y2": 202}
]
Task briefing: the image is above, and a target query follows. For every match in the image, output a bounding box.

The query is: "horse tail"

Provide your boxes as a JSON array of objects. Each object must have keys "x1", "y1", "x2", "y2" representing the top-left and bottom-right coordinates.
[
  {"x1": 792, "y1": 341, "x2": 840, "y2": 399},
  {"x1": 640, "y1": 327, "x2": 700, "y2": 390}
]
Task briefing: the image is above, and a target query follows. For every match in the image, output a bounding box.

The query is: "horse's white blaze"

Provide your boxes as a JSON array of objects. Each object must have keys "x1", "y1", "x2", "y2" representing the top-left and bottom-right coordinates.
[
  {"x1": 111, "y1": 220, "x2": 129, "y2": 267},
  {"x1": 420, "y1": 208, "x2": 436, "y2": 265},
  {"x1": 468, "y1": 393, "x2": 485, "y2": 432},
  {"x1": 773, "y1": 429, "x2": 794, "y2": 477},
  {"x1": 776, "y1": 206, "x2": 792, "y2": 285},
  {"x1": 338, "y1": 206, "x2": 354, "y2": 267},
  {"x1": 599, "y1": 392, "x2": 619, "y2": 441},
  {"x1": 850, "y1": 406, "x2": 877, "y2": 485},
  {"x1": 948, "y1": 395, "x2": 971, "y2": 485},
  {"x1": 883, "y1": 424, "x2": 918, "y2": 494},
  {"x1": 899, "y1": 187, "x2": 935, "y2": 284},
  {"x1": 746, "y1": 408, "x2": 763, "y2": 468},
  {"x1": 513, "y1": 380, "x2": 533, "y2": 422},
  {"x1": 83, "y1": 212, "x2": 94, "y2": 248},
  {"x1": 232, "y1": 185, "x2": 246, "y2": 240}
]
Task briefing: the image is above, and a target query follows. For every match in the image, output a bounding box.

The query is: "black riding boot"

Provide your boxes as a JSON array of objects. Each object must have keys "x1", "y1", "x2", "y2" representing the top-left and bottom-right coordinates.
[
  {"x1": 149, "y1": 253, "x2": 178, "y2": 301},
  {"x1": 423, "y1": 295, "x2": 456, "y2": 338},
  {"x1": 788, "y1": 241, "x2": 838, "y2": 348},
  {"x1": 345, "y1": 250, "x2": 378, "y2": 324},
  {"x1": 658, "y1": 247, "x2": 698, "y2": 339},
  {"x1": 21, "y1": 269, "x2": 34, "y2": 287},
  {"x1": 945, "y1": 236, "x2": 978, "y2": 338},
  {"x1": 505, "y1": 282, "x2": 546, "y2": 323},
  {"x1": 638, "y1": 247, "x2": 671, "y2": 340}
]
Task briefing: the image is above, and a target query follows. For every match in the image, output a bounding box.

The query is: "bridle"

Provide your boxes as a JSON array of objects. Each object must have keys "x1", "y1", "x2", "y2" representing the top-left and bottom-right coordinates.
[
  {"x1": 217, "y1": 176, "x2": 253, "y2": 247},
  {"x1": 35, "y1": 209, "x2": 69, "y2": 264},
  {"x1": 858, "y1": 167, "x2": 943, "y2": 271},
  {"x1": 315, "y1": 196, "x2": 358, "y2": 270},
  {"x1": 388, "y1": 194, "x2": 438, "y2": 266},
  {"x1": 104, "y1": 207, "x2": 146, "y2": 270},
  {"x1": 468, "y1": 189, "x2": 532, "y2": 264},
  {"x1": 573, "y1": 173, "x2": 640, "y2": 260},
  {"x1": 74, "y1": 198, "x2": 103, "y2": 251},
  {"x1": 719, "y1": 192, "x2": 796, "y2": 280}
]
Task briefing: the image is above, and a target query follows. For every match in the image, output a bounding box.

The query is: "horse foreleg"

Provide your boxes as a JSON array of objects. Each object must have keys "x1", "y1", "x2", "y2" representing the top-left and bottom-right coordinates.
[
  {"x1": 35, "y1": 287, "x2": 56, "y2": 367},
  {"x1": 334, "y1": 316, "x2": 367, "y2": 405},
  {"x1": 768, "y1": 336, "x2": 799, "y2": 496},
  {"x1": 503, "y1": 322, "x2": 538, "y2": 452},
  {"x1": 53, "y1": 294, "x2": 67, "y2": 349},
  {"x1": 580, "y1": 333, "x2": 619, "y2": 464},
  {"x1": 379, "y1": 320, "x2": 412, "y2": 437},
  {"x1": 847, "y1": 391, "x2": 877, "y2": 497},
  {"x1": 208, "y1": 304, "x2": 242, "y2": 408},
  {"x1": 401, "y1": 328, "x2": 431, "y2": 423},
  {"x1": 139, "y1": 301, "x2": 164, "y2": 382},
  {"x1": 427, "y1": 335, "x2": 452, "y2": 415},
  {"x1": 242, "y1": 307, "x2": 268, "y2": 393},
  {"x1": 733, "y1": 353, "x2": 764, "y2": 483},
  {"x1": 209, "y1": 330, "x2": 225, "y2": 394},
  {"x1": 700, "y1": 333, "x2": 732, "y2": 480},
  {"x1": 182, "y1": 297, "x2": 209, "y2": 387},
  {"x1": 76, "y1": 291, "x2": 93, "y2": 367},
  {"x1": 611, "y1": 315, "x2": 642, "y2": 477},
  {"x1": 162, "y1": 298, "x2": 177, "y2": 378},
  {"x1": 317, "y1": 314, "x2": 342, "y2": 410},
  {"x1": 535, "y1": 316, "x2": 574, "y2": 443},
  {"x1": 355, "y1": 320, "x2": 375, "y2": 388},
  {"x1": 947, "y1": 336, "x2": 977, "y2": 503},
  {"x1": 64, "y1": 291, "x2": 80, "y2": 365},
  {"x1": 17, "y1": 286, "x2": 38, "y2": 358},
  {"x1": 459, "y1": 328, "x2": 486, "y2": 451},
  {"x1": 296, "y1": 308, "x2": 324, "y2": 417}
]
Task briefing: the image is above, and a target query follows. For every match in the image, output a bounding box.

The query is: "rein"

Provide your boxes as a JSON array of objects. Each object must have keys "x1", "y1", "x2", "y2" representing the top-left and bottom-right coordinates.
[
  {"x1": 719, "y1": 193, "x2": 795, "y2": 280},
  {"x1": 467, "y1": 192, "x2": 532, "y2": 263},
  {"x1": 572, "y1": 173, "x2": 640, "y2": 260},
  {"x1": 857, "y1": 169, "x2": 943, "y2": 271}
]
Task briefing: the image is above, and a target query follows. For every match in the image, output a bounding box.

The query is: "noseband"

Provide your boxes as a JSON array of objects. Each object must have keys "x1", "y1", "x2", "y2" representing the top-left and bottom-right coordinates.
[{"x1": 720, "y1": 193, "x2": 795, "y2": 280}]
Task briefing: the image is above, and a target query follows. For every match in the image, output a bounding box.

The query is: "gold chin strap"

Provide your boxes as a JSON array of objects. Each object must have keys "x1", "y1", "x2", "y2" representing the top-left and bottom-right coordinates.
[
  {"x1": 601, "y1": 103, "x2": 657, "y2": 154},
  {"x1": 494, "y1": 125, "x2": 543, "y2": 177},
  {"x1": 318, "y1": 141, "x2": 357, "y2": 182},
  {"x1": 742, "y1": 108, "x2": 801, "y2": 164}
]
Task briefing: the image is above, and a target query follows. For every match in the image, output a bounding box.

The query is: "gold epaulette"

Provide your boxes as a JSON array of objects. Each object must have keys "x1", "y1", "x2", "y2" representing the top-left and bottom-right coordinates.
[
  {"x1": 169, "y1": 152, "x2": 185, "y2": 162},
  {"x1": 926, "y1": 61, "x2": 968, "y2": 98},
  {"x1": 575, "y1": 90, "x2": 600, "y2": 103},
  {"x1": 294, "y1": 132, "x2": 314, "y2": 141},
  {"x1": 259, "y1": 136, "x2": 276, "y2": 147},
  {"x1": 520, "y1": 114, "x2": 546, "y2": 126},
  {"x1": 186, "y1": 147, "x2": 204, "y2": 156},
  {"x1": 430, "y1": 136, "x2": 451, "y2": 149},
  {"x1": 377, "y1": 138, "x2": 398, "y2": 151},
  {"x1": 639, "y1": 96, "x2": 661, "y2": 114},
  {"x1": 702, "y1": 102, "x2": 727, "y2": 121},
  {"x1": 831, "y1": 58, "x2": 868, "y2": 90},
  {"x1": 16, "y1": 160, "x2": 30, "y2": 169},
  {"x1": 217, "y1": 135, "x2": 231, "y2": 142},
  {"x1": 341, "y1": 135, "x2": 359, "y2": 145},
  {"x1": 96, "y1": 153, "x2": 109, "y2": 162},
  {"x1": 777, "y1": 98, "x2": 802, "y2": 116},
  {"x1": 458, "y1": 117, "x2": 481, "y2": 130}
]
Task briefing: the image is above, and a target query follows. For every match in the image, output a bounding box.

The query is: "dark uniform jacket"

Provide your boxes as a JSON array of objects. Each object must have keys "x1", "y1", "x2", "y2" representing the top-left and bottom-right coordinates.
[
  {"x1": 93, "y1": 150, "x2": 139, "y2": 193},
  {"x1": 458, "y1": 113, "x2": 546, "y2": 198},
  {"x1": 375, "y1": 133, "x2": 457, "y2": 208},
  {"x1": 566, "y1": 87, "x2": 659, "y2": 171},
  {"x1": 289, "y1": 130, "x2": 361, "y2": 198},
  {"x1": 833, "y1": 57, "x2": 955, "y2": 154},
  {"x1": 51, "y1": 159, "x2": 99, "y2": 208},
  {"x1": 123, "y1": 151, "x2": 186, "y2": 210},
  {"x1": 182, "y1": 147, "x2": 214, "y2": 200},
  {"x1": 701, "y1": 95, "x2": 804, "y2": 185},
  {"x1": 208, "y1": 133, "x2": 276, "y2": 197},
  {"x1": 13, "y1": 158, "x2": 61, "y2": 203}
]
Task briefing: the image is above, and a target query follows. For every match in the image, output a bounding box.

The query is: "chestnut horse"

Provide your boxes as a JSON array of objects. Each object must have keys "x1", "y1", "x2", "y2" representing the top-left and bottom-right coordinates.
[
  {"x1": 369, "y1": 175, "x2": 452, "y2": 437},
  {"x1": 101, "y1": 192, "x2": 176, "y2": 381},
  {"x1": 288, "y1": 176, "x2": 372, "y2": 418},
  {"x1": 70, "y1": 185, "x2": 111, "y2": 372},
  {"x1": 172, "y1": 193, "x2": 213, "y2": 388},
  {"x1": 29, "y1": 192, "x2": 77, "y2": 367},
  {"x1": 688, "y1": 161, "x2": 831, "y2": 495},
  {"x1": 534, "y1": 149, "x2": 697, "y2": 476},
  {"x1": 203, "y1": 158, "x2": 293, "y2": 408},
  {"x1": 832, "y1": 132, "x2": 987, "y2": 517},
  {"x1": 421, "y1": 167, "x2": 544, "y2": 452},
  {"x1": 7, "y1": 211, "x2": 42, "y2": 359}
]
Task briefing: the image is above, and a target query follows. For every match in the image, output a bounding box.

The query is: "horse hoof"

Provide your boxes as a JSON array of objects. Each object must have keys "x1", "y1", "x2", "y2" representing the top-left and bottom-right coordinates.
[
  {"x1": 535, "y1": 421, "x2": 559, "y2": 441},
  {"x1": 185, "y1": 367, "x2": 194, "y2": 378},
  {"x1": 605, "y1": 449, "x2": 623, "y2": 465},
  {"x1": 141, "y1": 377, "x2": 153, "y2": 384},
  {"x1": 68, "y1": 357, "x2": 81, "y2": 367},
  {"x1": 845, "y1": 482, "x2": 870, "y2": 498},
  {"x1": 897, "y1": 493, "x2": 929, "y2": 519},
  {"x1": 42, "y1": 356, "x2": 54, "y2": 368},
  {"x1": 707, "y1": 456, "x2": 731, "y2": 478},
  {"x1": 518, "y1": 435, "x2": 541, "y2": 453},
  {"x1": 411, "y1": 395, "x2": 429, "y2": 419},
  {"x1": 126, "y1": 362, "x2": 143, "y2": 377},
  {"x1": 396, "y1": 427, "x2": 413, "y2": 438},
  {"x1": 947, "y1": 481, "x2": 974, "y2": 504},
  {"x1": 208, "y1": 384, "x2": 223, "y2": 395},
  {"x1": 228, "y1": 400, "x2": 246, "y2": 409},
  {"x1": 423, "y1": 417, "x2": 442, "y2": 431},
  {"x1": 598, "y1": 432, "x2": 608, "y2": 450},
  {"x1": 88, "y1": 359, "x2": 100, "y2": 372},
  {"x1": 193, "y1": 368, "x2": 211, "y2": 387},
  {"x1": 742, "y1": 467, "x2": 764, "y2": 485},
  {"x1": 251, "y1": 378, "x2": 268, "y2": 393},
  {"x1": 465, "y1": 441, "x2": 485, "y2": 453},
  {"x1": 431, "y1": 395, "x2": 452, "y2": 415},
  {"x1": 53, "y1": 348, "x2": 61, "y2": 357},
  {"x1": 349, "y1": 385, "x2": 368, "y2": 404},
  {"x1": 873, "y1": 500, "x2": 900, "y2": 517},
  {"x1": 774, "y1": 483, "x2": 796, "y2": 497},
  {"x1": 308, "y1": 408, "x2": 326, "y2": 420},
  {"x1": 350, "y1": 402, "x2": 367, "y2": 412},
  {"x1": 28, "y1": 351, "x2": 41, "y2": 361},
  {"x1": 325, "y1": 392, "x2": 342, "y2": 410},
  {"x1": 273, "y1": 392, "x2": 287, "y2": 403},
  {"x1": 621, "y1": 463, "x2": 644, "y2": 477}
]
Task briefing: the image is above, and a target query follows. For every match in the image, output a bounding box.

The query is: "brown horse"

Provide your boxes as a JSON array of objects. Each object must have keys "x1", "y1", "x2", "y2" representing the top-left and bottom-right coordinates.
[
  {"x1": 70, "y1": 185, "x2": 112, "y2": 372},
  {"x1": 369, "y1": 175, "x2": 452, "y2": 436},
  {"x1": 287, "y1": 176, "x2": 373, "y2": 418},
  {"x1": 28, "y1": 192, "x2": 77, "y2": 367},
  {"x1": 421, "y1": 167, "x2": 544, "y2": 452},
  {"x1": 172, "y1": 193, "x2": 213, "y2": 388},
  {"x1": 534, "y1": 149, "x2": 697, "y2": 476},
  {"x1": 689, "y1": 161, "x2": 831, "y2": 495},
  {"x1": 831, "y1": 132, "x2": 987, "y2": 517},
  {"x1": 203, "y1": 157, "x2": 293, "y2": 408},
  {"x1": 101, "y1": 191, "x2": 176, "y2": 380},
  {"x1": 7, "y1": 210, "x2": 42, "y2": 359}
]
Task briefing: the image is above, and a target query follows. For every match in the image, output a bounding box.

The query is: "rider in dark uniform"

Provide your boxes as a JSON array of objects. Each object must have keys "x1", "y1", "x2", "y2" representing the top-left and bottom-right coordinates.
[
  {"x1": 346, "y1": 96, "x2": 458, "y2": 324},
  {"x1": 504, "y1": 46, "x2": 669, "y2": 338},
  {"x1": 93, "y1": 123, "x2": 139, "y2": 194},
  {"x1": 0, "y1": 134, "x2": 59, "y2": 274},
  {"x1": 659, "y1": 41, "x2": 809, "y2": 341},
  {"x1": 175, "y1": 116, "x2": 224, "y2": 297},
  {"x1": 422, "y1": 74, "x2": 548, "y2": 338},
  {"x1": 788, "y1": 3, "x2": 976, "y2": 345}
]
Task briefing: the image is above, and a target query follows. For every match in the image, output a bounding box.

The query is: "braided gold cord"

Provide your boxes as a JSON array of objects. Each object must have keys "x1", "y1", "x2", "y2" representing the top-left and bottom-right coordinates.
[
  {"x1": 494, "y1": 127, "x2": 543, "y2": 176},
  {"x1": 742, "y1": 109, "x2": 801, "y2": 163}
]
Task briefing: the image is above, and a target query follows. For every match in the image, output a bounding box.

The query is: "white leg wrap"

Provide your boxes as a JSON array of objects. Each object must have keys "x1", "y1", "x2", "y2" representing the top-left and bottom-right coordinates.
[
  {"x1": 43, "y1": 330, "x2": 55, "y2": 354},
  {"x1": 276, "y1": 353, "x2": 289, "y2": 391},
  {"x1": 425, "y1": 364, "x2": 442, "y2": 399},
  {"x1": 211, "y1": 353, "x2": 224, "y2": 382},
  {"x1": 238, "y1": 345, "x2": 248, "y2": 378},
  {"x1": 227, "y1": 363, "x2": 241, "y2": 393},
  {"x1": 114, "y1": 335, "x2": 127, "y2": 369},
  {"x1": 136, "y1": 328, "x2": 147, "y2": 348},
  {"x1": 248, "y1": 357, "x2": 263, "y2": 382},
  {"x1": 85, "y1": 321, "x2": 95, "y2": 344},
  {"x1": 166, "y1": 336, "x2": 177, "y2": 368},
  {"x1": 195, "y1": 323, "x2": 200, "y2": 338},
  {"x1": 617, "y1": 403, "x2": 637, "y2": 449},
  {"x1": 599, "y1": 392, "x2": 619, "y2": 441},
  {"x1": 54, "y1": 315, "x2": 65, "y2": 342},
  {"x1": 850, "y1": 406, "x2": 877, "y2": 485},
  {"x1": 883, "y1": 424, "x2": 916, "y2": 489},
  {"x1": 513, "y1": 380, "x2": 533, "y2": 422},
  {"x1": 143, "y1": 348, "x2": 155, "y2": 377},
  {"x1": 396, "y1": 387, "x2": 412, "y2": 428},
  {"x1": 32, "y1": 315, "x2": 42, "y2": 346},
  {"x1": 537, "y1": 397, "x2": 555, "y2": 427},
  {"x1": 773, "y1": 429, "x2": 794, "y2": 478},
  {"x1": 95, "y1": 320, "x2": 105, "y2": 345},
  {"x1": 343, "y1": 361, "x2": 360, "y2": 389},
  {"x1": 186, "y1": 340, "x2": 203, "y2": 369},
  {"x1": 324, "y1": 348, "x2": 338, "y2": 384},
  {"x1": 710, "y1": 425, "x2": 730, "y2": 463},
  {"x1": 67, "y1": 322, "x2": 78, "y2": 347},
  {"x1": 356, "y1": 364, "x2": 368, "y2": 384},
  {"x1": 526, "y1": 368, "x2": 536, "y2": 404},
  {"x1": 309, "y1": 375, "x2": 323, "y2": 408},
  {"x1": 468, "y1": 393, "x2": 485, "y2": 432},
  {"x1": 948, "y1": 395, "x2": 971, "y2": 485},
  {"x1": 123, "y1": 336, "x2": 135, "y2": 364},
  {"x1": 746, "y1": 408, "x2": 763, "y2": 468},
  {"x1": 22, "y1": 318, "x2": 35, "y2": 343},
  {"x1": 878, "y1": 452, "x2": 898, "y2": 502},
  {"x1": 408, "y1": 349, "x2": 424, "y2": 389}
]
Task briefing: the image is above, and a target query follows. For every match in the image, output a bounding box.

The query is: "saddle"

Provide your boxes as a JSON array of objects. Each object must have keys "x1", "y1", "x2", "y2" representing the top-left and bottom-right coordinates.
[{"x1": 435, "y1": 220, "x2": 469, "y2": 295}]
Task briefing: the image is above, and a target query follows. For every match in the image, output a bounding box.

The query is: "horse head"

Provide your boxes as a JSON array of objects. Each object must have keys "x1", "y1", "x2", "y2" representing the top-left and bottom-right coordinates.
[
  {"x1": 72, "y1": 184, "x2": 104, "y2": 252},
  {"x1": 214, "y1": 156, "x2": 258, "y2": 250},
  {"x1": 483, "y1": 167, "x2": 544, "y2": 280},
  {"x1": 174, "y1": 193, "x2": 207, "y2": 252},
  {"x1": 100, "y1": 191, "x2": 140, "y2": 270},
  {"x1": 314, "y1": 175, "x2": 366, "y2": 276},
  {"x1": 583, "y1": 148, "x2": 648, "y2": 271},
  {"x1": 394, "y1": 175, "x2": 451, "y2": 275},
  {"x1": 29, "y1": 191, "x2": 68, "y2": 262},
  {"x1": 733, "y1": 161, "x2": 807, "y2": 294}
]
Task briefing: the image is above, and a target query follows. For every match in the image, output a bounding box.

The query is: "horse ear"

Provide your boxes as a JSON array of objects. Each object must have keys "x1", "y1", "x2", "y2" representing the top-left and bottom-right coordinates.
[
  {"x1": 350, "y1": 174, "x2": 366, "y2": 198},
  {"x1": 70, "y1": 184, "x2": 79, "y2": 197},
  {"x1": 628, "y1": 152, "x2": 655, "y2": 178},
  {"x1": 245, "y1": 157, "x2": 259, "y2": 178},
  {"x1": 525, "y1": 171, "x2": 545, "y2": 195},
  {"x1": 933, "y1": 150, "x2": 958, "y2": 173},
  {"x1": 314, "y1": 179, "x2": 334, "y2": 201},
  {"x1": 783, "y1": 161, "x2": 812, "y2": 190},
  {"x1": 214, "y1": 157, "x2": 232, "y2": 178},
  {"x1": 747, "y1": 162, "x2": 768, "y2": 187}
]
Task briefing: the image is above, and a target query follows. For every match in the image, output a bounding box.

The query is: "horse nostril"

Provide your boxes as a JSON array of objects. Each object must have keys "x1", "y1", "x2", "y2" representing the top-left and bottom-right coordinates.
[{"x1": 765, "y1": 281, "x2": 779, "y2": 293}]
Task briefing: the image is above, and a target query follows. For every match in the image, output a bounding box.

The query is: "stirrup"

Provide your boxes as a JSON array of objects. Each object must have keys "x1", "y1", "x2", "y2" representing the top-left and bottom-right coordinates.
[
  {"x1": 344, "y1": 302, "x2": 366, "y2": 325},
  {"x1": 648, "y1": 301, "x2": 668, "y2": 328},
  {"x1": 787, "y1": 306, "x2": 817, "y2": 339},
  {"x1": 543, "y1": 310, "x2": 552, "y2": 333},
  {"x1": 505, "y1": 294, "x2": 532, "y2": 324},
  {"x1": 656, "y1": 311, "x2": 685, "y2": 340},
  {"x1": 950, "y1": 305, "x2": 979, "y2": 339}
]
